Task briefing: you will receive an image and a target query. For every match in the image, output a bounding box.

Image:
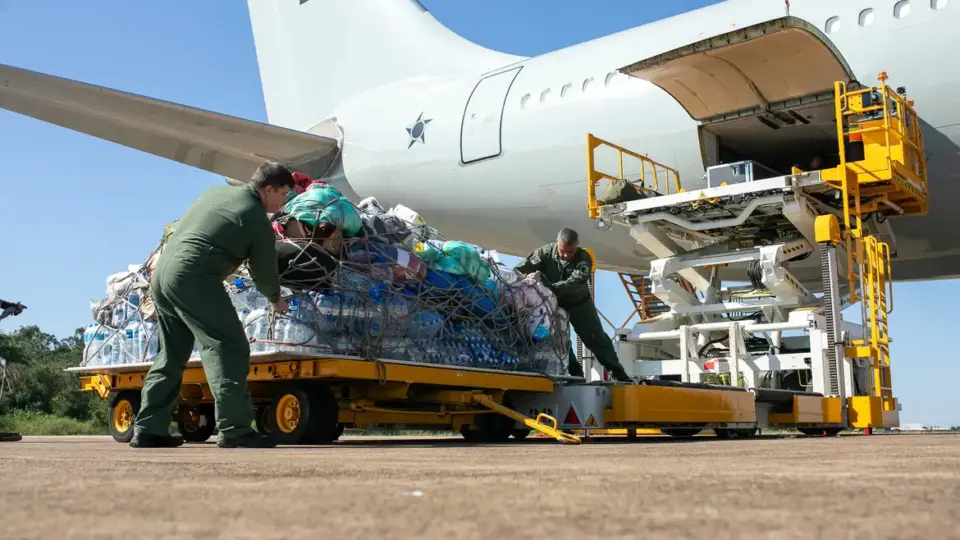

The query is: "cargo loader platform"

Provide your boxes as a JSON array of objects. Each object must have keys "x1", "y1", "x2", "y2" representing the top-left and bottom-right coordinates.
[{"x1": 584, "y1": 72, "x2": 925, "y2": 435}]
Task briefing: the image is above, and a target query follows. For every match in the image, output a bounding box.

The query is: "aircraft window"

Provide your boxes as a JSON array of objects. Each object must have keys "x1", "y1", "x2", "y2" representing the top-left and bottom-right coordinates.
[
  {"x1": 894, "y1": 0, "x2": 911, "y2": 18},
  {"x1": 931, "y1": 0, "x2": 947, "y2": 9},
  {"x1": 825, "y1": 16, "x2": 841, "y2": 34},
  {"x1": 540, "y1": 88, "x2": 551, "y2": 104},
  {"x1": 561, "y1": 83, "x2": 572, "y2": 98},
  {"x1": 859, "y1": 8, "x2": 875, "y2": 26},
  {"x1": 520, "y1": 93, "x2": 531, "y2": 108},
  {"x1": 582, "y1": 77, "x2": 594, "y2": 92},
  {"x1": 604, "y1": 72, "x2": 616, "y2": 86}
]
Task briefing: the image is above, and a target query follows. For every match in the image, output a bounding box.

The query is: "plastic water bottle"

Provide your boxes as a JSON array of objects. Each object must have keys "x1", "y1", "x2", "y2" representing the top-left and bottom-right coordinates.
[
  {"x1": 276, "y1": 297, "x2": 300, "y2": 352},
  {"x1": 82, "y1": 325, "x2": 98, "y2": 365},
  {"x1": 245, "y1": 307, "x2": 271, "y2": 353},
  {"x1": 368, "y1": 291, "x2": 384, "y2": 340},
  {"x1": 111, "y1": 302, "x2": 126, "y2": 327},
  {"x1": 387, "y1": 296, "x2": 411, "y2": 318},
  {"x1": 99, "y1": 330, "x2": 119, "y2": 366},
  {"x1": 128, "y1": 291, "x2": 141, "y2": 312},
  {"x1": 142, "y1": 320, "x2": 159, "y2": 362},
  {"x1": 123, "y1": 319, "x2": 142, "y2": 364},
  {"x1": 287, "y1": 296, "x2": 320, "y2": 353},
  {"x1": 314, "y1": 293, "x2": 342, "y2": 336}
]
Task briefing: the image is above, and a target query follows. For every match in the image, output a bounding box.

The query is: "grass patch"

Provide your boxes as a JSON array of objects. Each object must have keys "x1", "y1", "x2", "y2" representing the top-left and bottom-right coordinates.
[{"x1": 0, "y1": 410, "x2": 108, "y2": 436}]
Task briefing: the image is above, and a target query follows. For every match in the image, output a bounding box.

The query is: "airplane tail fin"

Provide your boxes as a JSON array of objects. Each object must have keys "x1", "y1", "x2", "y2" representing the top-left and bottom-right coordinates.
[{"x1": 247, "y1": 0, "x2": 521, "y2": 131}]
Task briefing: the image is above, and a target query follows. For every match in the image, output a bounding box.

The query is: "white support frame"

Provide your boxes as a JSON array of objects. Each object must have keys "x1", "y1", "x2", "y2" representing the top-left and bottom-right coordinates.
[
  {"x1": 622, "y1": 310, "x2": 841, "y2": 395},
  {"x1": 605, "y1": 172, "x2": 862, "y2": 405}
]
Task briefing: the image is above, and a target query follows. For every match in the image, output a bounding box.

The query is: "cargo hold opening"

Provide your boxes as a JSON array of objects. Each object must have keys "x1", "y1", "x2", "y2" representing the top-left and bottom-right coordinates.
[
  {"x1": 618, "y1": 16, "x2": 855, "y2": 175},
  {"x1": 700, "y1": 96, "x2": 842, "y2": 174}
]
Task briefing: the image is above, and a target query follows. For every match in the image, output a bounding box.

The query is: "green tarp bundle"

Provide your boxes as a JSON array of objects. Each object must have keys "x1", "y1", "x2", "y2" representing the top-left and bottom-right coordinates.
[{"x1": 285, "y1": 185, "x2": 363, "y2": 237}]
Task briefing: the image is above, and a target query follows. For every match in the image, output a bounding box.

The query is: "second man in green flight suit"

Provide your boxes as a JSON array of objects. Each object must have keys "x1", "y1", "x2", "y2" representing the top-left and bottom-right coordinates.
[
  {"x1": 515, "y1": 228, "x2": 632, "y2": 382},
  {"x1": 131, "y1": 162, "x2": 295, "y2": 449}
]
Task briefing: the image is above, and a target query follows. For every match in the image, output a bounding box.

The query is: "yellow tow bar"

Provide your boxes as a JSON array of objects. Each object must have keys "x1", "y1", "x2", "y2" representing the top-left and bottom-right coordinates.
[{"x1": 472, "y1": 394, "x2": 581, "y2": 445}]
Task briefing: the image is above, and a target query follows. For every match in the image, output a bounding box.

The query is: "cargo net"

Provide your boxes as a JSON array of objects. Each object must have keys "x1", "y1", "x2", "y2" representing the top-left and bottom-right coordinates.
[
  {"x1": 80, "y1": 201, "x2": 571, "y2": 379},
  {"x1": 236, "y1": 234, "x2": 570, "y2": 376}
]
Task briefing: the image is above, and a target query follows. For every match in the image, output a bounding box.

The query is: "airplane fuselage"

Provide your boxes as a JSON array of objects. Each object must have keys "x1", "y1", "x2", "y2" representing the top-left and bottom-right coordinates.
[{"x1": 332, "y1": 0, "x2": 960, "y2": 281}]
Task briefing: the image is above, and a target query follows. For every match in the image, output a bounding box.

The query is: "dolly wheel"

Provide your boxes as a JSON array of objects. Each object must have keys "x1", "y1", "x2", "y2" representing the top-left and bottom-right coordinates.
[
  {"x1": 300, "y1": 384, "x2": 341, "y2": 444},
  {"x1": 263, "y1": 383, "x2": 314, "y2": 445},
  {"x1": 256, "y1": 406, "x2": 271, "y2": 433},
  {"x1": 109, "y1": 391, "x2": 141, "y2": 443},
  {"x1": 178, "y1": 404, "x2": 216, "y2": 443},
  {"x1": 461, "y1": 413, "x2": 514, "y2": 443},
  {"x1": 459, "y1": 424, "x2": 485, "y2": 442}
]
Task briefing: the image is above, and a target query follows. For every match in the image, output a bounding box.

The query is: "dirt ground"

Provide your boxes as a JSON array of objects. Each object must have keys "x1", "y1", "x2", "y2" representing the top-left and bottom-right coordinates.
[{"x1": 0, "y1": 434, "x2": 958, "y2": 540}]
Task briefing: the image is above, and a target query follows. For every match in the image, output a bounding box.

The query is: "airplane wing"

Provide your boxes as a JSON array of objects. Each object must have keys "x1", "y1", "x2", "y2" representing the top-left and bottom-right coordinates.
[{"x1": 0, "y1": 63, "x2": 341, "y2": 184}]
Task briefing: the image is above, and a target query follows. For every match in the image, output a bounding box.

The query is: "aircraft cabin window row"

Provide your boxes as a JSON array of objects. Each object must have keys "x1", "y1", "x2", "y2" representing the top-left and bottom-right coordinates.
[
  {"x1": 827, "y1": 0, "x2": 948, "y2": 33},
  {"x1": 519, "y1": 74, "x2": 616, "y2": 109},
  {"x1": 895, "y1": 0, "x2": 912, "y2": 18}
]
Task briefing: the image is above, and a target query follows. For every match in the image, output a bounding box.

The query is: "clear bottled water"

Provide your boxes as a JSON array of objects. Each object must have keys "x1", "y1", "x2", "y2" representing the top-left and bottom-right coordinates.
[
  {"x1": 128, "y1": 291, "x2": 141, "y2": 312},
  {"x1": 142, "y1": 320, "x2": 159, "y2": 362},
  {"x1": 122, "y1": 319, "x2": 142, "y2": 364},
  {"x1": 82, "y1": 324, "x2": 98, "y2": 365},
  {"x1": 277, "y1": 296, "x2": 321, "y2": 353},
  {"x1": 244, "y1": 307, "x2": 272, "y2": 353},
  {"x1": 99, "y1": 330, "x2": 119, "y2": 366},
  {"x1": 81, "y1": 262, "x2": 566, "y2": 376},
  {"x1": 367, "y1": 291, "x2": 384, "y2": 340},
  {"x1": 407, "y1": 311, "x2": 443, "y2": 340},
  {"x1": 313, "y1": 293, "x2": 344, "y2": 336}
]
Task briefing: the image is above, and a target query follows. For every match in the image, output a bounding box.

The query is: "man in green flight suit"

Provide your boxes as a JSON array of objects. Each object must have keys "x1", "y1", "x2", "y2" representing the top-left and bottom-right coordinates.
[
  {"x1": 130, "y1": 162, "x2": 295, "y2": 449},
  {"x1": 515, "y1": 229, "x2": 632, "y2": 382}
]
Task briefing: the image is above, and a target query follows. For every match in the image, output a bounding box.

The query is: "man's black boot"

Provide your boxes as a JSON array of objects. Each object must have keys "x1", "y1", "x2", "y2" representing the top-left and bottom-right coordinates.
[
  {"x1": 217, "y1": 432, "x2": 277, "y2": 449},
  {"x1": 129, "y1": 431, "x2": 184, "y2": 448},
  {"x1": 611, "y1": 368, "x2": 634, "y2": 383}
]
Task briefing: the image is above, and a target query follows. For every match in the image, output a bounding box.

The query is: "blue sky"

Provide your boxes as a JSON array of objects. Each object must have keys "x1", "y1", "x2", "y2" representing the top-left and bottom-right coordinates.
[{"x1": 1, "y1": 0, "x2": 956, "y2": 426}]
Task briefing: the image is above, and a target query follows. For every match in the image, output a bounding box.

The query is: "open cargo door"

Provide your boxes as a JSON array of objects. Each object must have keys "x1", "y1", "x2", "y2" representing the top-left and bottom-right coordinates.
[
  {"x1": 618, "y1": 16, "x2": 854, "y2": 123},
  {"x1": 619, "y1": 17, "x2": 857, "y2": 175}
]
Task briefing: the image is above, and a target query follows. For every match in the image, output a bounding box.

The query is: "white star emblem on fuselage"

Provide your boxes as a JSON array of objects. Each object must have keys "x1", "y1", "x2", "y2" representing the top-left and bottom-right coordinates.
[{"x1": 406, "y1": 113, "x2": 432, "y2": 149}]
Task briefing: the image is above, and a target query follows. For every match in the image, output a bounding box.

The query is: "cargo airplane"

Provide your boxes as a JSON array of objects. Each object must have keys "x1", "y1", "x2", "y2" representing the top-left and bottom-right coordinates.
[{"x1": 1, "y1": 0, "x2": 958, "y2": 284}]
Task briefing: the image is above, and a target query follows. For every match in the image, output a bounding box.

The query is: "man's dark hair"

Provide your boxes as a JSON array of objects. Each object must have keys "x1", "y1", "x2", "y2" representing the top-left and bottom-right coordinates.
[
  {"x1": 251, "y1": 161, "x2": 295, "y2": 190},
  {"x1": 557, "y1": 228, "x2": 579, "y2": 245}
]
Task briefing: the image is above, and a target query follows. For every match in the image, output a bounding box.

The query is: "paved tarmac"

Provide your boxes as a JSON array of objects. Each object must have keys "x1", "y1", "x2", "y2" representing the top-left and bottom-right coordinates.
[{"x1": 1, "y1": 434, "x2": 958, "y2": 539}]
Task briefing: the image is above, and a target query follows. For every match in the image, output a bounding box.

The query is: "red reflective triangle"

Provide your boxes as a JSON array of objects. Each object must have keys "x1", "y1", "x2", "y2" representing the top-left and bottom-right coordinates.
[{"x1": 563, "y1": 404, "x2": 581, "y2": 425}]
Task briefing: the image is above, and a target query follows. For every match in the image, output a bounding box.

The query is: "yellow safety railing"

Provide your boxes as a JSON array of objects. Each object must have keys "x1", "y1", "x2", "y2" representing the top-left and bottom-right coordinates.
[
  {"x1": 831, "y1": 72, "x2": 928, "y2": 215},
  {"x1": 850, "y1": 236, "x2": 894, "y2": 399},
  {"x1": 826, "y1": 73, "x2": 929, "y2": 303},
  {"x1": 586, "y1": 133, "x2": 682, "y2": 219}
]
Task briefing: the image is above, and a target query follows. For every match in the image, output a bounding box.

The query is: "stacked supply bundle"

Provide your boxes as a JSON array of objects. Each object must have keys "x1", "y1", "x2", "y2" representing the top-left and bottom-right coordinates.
[{"x1": 79, "y1": 185, "x2": 570, "y2": 377}]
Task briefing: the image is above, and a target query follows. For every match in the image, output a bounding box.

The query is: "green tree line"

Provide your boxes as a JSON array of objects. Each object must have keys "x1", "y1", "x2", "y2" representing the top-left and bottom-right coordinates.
[{"x1": 0, "y1": 326, "x2": 108, "y2": 429}]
